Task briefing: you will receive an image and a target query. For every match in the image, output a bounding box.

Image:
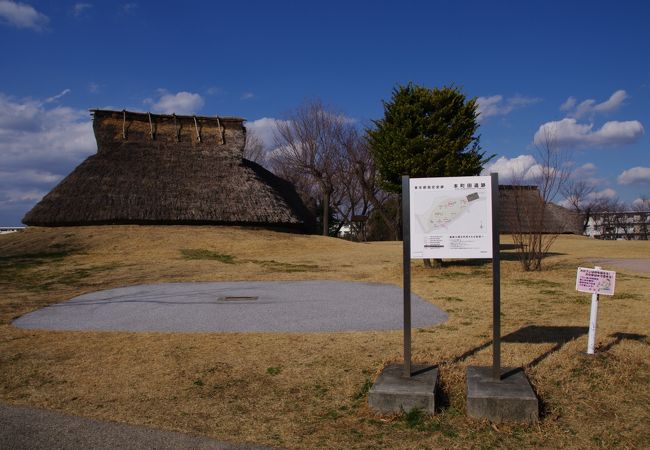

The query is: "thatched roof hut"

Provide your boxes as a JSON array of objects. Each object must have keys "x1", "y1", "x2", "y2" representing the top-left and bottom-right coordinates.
[
  {"x1": 498, "y1": 185, "x2": 582, "y2": 234},
  {"x1": 23, "y1": 110, "x2": 314, "y2": 230}
]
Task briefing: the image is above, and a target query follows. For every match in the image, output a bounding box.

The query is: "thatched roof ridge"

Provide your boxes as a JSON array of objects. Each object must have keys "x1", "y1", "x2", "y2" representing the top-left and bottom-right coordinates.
[
  {"x1": 498, "y1": 185, "x2": 582, "y2": 234},
  {"x1": 90, "y1": 109, "x2": 245, "y2": 124},
  {"x1": 23, "y1": 109, "x2": 314, "y2": 230}
]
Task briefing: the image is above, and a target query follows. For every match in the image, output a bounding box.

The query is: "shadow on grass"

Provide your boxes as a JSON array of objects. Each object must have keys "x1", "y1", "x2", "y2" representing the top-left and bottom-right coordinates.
[
  {"x1": 452, "y1": 325, "x2": 589, "y2": 369},
  {"x1": 452, "y1": 326, "x2": 647, "y2": 369},
  {"x1": 451, "y1": 325, "x2": 648, "y2": 370},
  {"x1": 431, "y1": 245, "x2": 567, "y2": 267},
  {"x1": 498, "y1": 251, "x2": 565, "y2": 262},
  {"x1": 599, "y1": 332, "x2": 647, "y2": 352}
]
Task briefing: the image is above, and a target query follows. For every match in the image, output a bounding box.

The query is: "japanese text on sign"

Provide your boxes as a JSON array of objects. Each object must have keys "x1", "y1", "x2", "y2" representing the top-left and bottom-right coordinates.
[
  {"x1": 576, "y1": 267, "x2": 616, "y2": 295},
  {"x1": 409, "y1": 176, "x2": 493, "y2": 259}
]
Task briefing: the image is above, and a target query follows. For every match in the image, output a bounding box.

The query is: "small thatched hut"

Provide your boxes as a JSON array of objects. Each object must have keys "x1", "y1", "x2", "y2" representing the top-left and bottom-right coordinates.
[
  {"x1": 23, "y1": 110, "x2": 314, "y2": 230},
  {"x1": 498, "y1": 185, "x2": 582, "y2": 234}
]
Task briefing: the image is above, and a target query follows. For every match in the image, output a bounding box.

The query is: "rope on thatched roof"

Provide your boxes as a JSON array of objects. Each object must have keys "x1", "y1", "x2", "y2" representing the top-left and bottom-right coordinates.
[
  {"x1": 147, "y1": 112, "x2": 155, "y2": 140},
  {"x1": 193, "y1": 116, "x2": 201, "y2": 142},
  {"x1": 216, "y1": 117, "x2": 225, "y2": 145},
  {"x1": 122, "y1": 110, "x2": 127, "y2": 140},
  {"x1": 91, "y1": 109, "x2": 244, "y2": 123}
]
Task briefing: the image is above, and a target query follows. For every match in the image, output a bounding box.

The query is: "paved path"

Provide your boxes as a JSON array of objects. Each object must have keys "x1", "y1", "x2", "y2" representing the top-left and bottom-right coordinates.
[
  {"x1": 587, "y1": 258, "x2": 650, "y2": 273},
  {"x1": 13, "y1": 281, "x2": 447, "y2": 333},
  {"x1": 0, "y1": 403, "x2": 278, "y2": 450}
]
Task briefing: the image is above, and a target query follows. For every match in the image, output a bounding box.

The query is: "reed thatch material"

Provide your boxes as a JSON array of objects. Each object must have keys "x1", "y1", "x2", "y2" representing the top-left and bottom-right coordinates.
[
  {"x1": 498, "y1": 185, "x2": 582, "y2": 234},
  {"x1": 23, "y1": 110, "x2": 314, "y2": 230}
]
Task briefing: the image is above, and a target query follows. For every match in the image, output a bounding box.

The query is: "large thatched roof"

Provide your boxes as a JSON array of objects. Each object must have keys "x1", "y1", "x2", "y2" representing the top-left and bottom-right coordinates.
[
  {"x1": 498, "y1": 185, "x2": 582, "y2": 234},
  {"x1": 23, "y1": 110, "x2": 314, "y2": 230}
]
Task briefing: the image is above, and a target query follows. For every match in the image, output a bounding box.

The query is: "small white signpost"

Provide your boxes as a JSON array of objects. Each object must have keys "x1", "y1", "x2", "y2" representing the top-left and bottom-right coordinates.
[{"x1": 576, "y1": 266, "x2": 616, "y2": 354}]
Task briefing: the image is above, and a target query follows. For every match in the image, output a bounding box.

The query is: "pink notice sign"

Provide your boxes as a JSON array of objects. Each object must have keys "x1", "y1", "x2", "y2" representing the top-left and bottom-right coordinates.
[{"x1": 576, "y1": 267, "x2": 616, "y2": 296}]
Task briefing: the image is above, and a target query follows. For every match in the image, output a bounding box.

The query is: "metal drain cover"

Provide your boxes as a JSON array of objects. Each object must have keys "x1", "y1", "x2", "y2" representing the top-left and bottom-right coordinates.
[{"x1": 218, "y1": 296, "x2": 259, "y2": 302}]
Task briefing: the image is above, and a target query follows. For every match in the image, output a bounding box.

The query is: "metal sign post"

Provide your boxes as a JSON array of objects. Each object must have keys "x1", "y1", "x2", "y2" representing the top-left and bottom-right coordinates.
[
  {"x1": 401, "y1": 174, "x2": 496, "y2": 378},
  {"x1": 587, "y1": 289, "x2": 600, "y2": 355},
  {"x1": 490, "y1": 172, "x2": 501, "y2": 380},
  {"x1": 402, "y1": 175, "x2": 412, "y2": 378}
]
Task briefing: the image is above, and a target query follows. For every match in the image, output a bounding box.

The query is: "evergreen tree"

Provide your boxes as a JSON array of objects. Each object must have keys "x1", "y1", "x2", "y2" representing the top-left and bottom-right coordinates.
[{"x1": 367, "y1": 83, "x2": 492, "y2": 193}]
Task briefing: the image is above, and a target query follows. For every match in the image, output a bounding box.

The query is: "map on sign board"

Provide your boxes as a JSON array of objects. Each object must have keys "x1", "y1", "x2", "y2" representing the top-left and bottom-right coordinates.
[
  {"x1": 409, "y1": 176, "x2": 492, "y2": 259},
  {"x1": 576, "y1": 267, "x2": 616, "y2": 295}
]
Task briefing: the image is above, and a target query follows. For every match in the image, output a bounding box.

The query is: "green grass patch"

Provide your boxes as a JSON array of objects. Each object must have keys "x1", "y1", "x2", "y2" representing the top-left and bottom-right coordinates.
[
  {"x1": 352, "y1": 378, "x2": 372, "y2": 403},
  {"x1": 0, "y1": 250, "x2": 71, "y2": 268},
  {"x1": 434, "y1": 271, "x2": 473, "y2": 279},
  {"x1": 44, "y1": 264, "x2": 121, "y2": 288},
  {"x1": 402, "y1": 407, "x2": 426, "y2": 428},
  {"x1": 514, "y1": 278, "x2": 563, "y2": 288},
  {"x1": 251, "y1": 259, "x2": 319, "y2": 272},
  {"x1": 540, "y1": 289, "x2": 562, "y2": 295},
  {"x1": 266, "y1": 366, "x2": 282, "y2": 376},
  {"x1": 616, "y1": 292, "x2": 642, "y2": 300},
  {"x1": 180, "y1": 249, "x2": 236, "y2": 264},
  {"x1": 0, "y1": 249, "x2": 82, "y2": 289}
]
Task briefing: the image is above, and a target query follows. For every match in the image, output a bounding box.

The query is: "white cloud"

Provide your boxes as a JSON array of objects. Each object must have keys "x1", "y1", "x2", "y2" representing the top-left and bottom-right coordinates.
[
  {"x1": 0, "y1": 0, "x2": 48, "y2": 30},
  {"x1": 0, "y1": 188, "x2": 48, "y2": 211},
  {"x1": 590, "y1": 188, "x2": 618, "y2": 200},
  {"x1": 617, "y1": 166, "x2": 650, "y2": 186},
  {"x1": 481, "y1": 154, "x2": 544, "y2": 183},
  {"x1": 150, "y1": 91, "x2": 204, "y2": 115},
  {"x1": 573, "y1": 162, "x2": 597, "y2": 178},
  {"x1": 567, "y1": 162, "x2": 607, "y2": 187},
  {"x1": 632, "y1": 197, "x2": 650, "y2": 209},
  {"x1": 563, "y1": 90, "x2": 628, "y2": 118},
  {"x1": 476, "y1": 95, "x2": 541, "y2": 122},
  {"x1": 122, "y1": 3, "x2": 137, "y2": 14},
  {"x1": 45, "y1": 88, "x2": 71, "y2": 103},
  {"x1": 0, "y1": 91, "x2": 96, "y2": 223},
  {"x1": 0, "y1": 95, "x2": 94, "y2": 174},
  {"x1": 245, "y1": 117, "x2": 290, "y2": 149},
  {"x1": 560, "y1": 97, "x2": 576, "y2": 111},
  {"x1": 241, "y1": 92, "x2": 255, "y2": 100},
  {"x1": 533, "y1": 118, "x2": 644, "y2": 149},
  {"x1": 0, "y1": 92, "x2": 95, "y2": 165},
  {"x1": 558, "y1": 186, "x2": 618, "y2": 209},
  {"x1": 72, "y1": 3, "x2": 91, "y2": 17},
  {"x1": 0, "y1": 169, "x2": 62, "y2": 184}
]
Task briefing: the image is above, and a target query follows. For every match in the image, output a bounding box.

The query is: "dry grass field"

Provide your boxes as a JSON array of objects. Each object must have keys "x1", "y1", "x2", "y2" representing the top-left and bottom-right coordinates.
[{"x1": 0, "y1": 226, "x2": 648, "y2": 449}]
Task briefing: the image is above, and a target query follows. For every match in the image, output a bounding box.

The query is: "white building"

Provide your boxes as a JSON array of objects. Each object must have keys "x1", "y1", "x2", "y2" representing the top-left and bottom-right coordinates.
[{"x1": 585, "y1": 211, "x2": 649, "y2": 240}]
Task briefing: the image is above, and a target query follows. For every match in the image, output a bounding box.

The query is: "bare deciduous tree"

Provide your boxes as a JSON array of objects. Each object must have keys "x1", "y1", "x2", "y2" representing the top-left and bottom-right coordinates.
[
  {"x1": 509, "y1": 126, "x2": 571, "y2": 270},
  {"x1": 271, "y1": 100, "x2": 346, "y2": 236},
  {"x1": 561, "y1": 179, "x2": 608, "y2": 233},
  {"x1": 332, "y1": 128, "x2": 394, "y2": 240},
  {"x1": 270, "y1": 100, "x2": 395, "y2": 239},
  {"x1": 243, "y1": 127, "x2": 267, "y2": 167}
]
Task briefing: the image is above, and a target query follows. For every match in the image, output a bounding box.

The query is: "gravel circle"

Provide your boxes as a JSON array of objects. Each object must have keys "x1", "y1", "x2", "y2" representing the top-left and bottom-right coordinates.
[{"x1": 13, "y1": 280, "x2": 448, "y2": 333}]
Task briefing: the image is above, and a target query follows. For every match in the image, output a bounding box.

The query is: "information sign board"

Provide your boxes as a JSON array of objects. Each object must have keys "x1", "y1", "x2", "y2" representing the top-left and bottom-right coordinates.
[
  {"x1": 409, "y1": 176, "x2": 493, "y2": 259},
  {"x1": 576, "y1": 267, "x2": 616, "y2": 295}
]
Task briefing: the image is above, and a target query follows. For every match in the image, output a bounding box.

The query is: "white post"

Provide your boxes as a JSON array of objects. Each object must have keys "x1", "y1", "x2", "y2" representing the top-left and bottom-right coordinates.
[{"x1": 586, "y1": 266, "x2": 601, "y2": 354}]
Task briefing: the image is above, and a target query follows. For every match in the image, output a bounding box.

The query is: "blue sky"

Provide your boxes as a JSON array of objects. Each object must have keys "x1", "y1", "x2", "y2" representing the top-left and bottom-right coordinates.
[{"x1": 1, "y1": 0, "x2": 649, "y2": 226}]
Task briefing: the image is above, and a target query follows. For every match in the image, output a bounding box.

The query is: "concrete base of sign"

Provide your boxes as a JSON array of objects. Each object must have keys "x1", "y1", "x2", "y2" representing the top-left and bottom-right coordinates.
[
  {"x1": 466, "y1": 366, "x2": 538, "y2": 423},
  {"x1": 368, "y1": 364, "x2": 438, "y2": 414}
]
